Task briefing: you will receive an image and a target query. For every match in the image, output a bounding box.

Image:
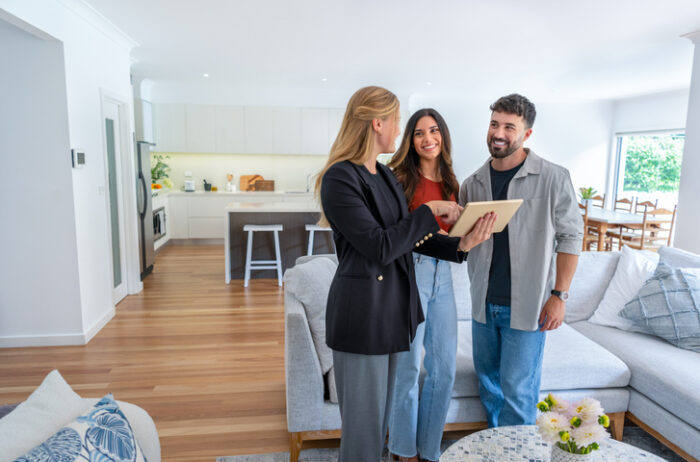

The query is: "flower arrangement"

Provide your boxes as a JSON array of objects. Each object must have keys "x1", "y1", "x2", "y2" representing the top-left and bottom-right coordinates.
[
  {"x1": 151, "y1": 154, "x2": 172, "y2": 188},
  {"x1": 536, "y1": 393, "x2": 610, "y2": 455}
]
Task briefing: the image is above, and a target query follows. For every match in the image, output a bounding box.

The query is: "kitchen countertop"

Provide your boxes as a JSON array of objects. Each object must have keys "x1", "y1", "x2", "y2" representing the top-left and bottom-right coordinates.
[
  {"x1": 168, "y1": 190, "x2": 313, "y2": 196},
  {"x1": 225, "y1": 201, "x2": 320, "y2": 213}
]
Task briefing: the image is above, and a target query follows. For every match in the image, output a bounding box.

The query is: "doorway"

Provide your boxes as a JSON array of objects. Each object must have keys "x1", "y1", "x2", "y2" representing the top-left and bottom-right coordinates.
[{"x1": 103, "y1": 98, "x2": 128, "y2": 304}]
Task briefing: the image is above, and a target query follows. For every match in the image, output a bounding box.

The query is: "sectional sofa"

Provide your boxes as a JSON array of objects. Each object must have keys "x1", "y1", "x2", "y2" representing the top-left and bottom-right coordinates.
[{"x1": 284, "y1": 247, "x2": 700, "y2": 462}]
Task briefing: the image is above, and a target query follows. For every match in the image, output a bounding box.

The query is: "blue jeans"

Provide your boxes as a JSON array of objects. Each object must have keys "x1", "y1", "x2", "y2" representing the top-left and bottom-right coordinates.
[
  {"x1": 472, "y1": 303, "x2": 546, "y2": 428},
  {"x1": 388, "y1": 254, "x2": 457, "y2": 461}
]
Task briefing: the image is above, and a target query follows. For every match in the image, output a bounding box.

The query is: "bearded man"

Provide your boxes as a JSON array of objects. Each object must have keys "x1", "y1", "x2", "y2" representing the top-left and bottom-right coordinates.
[{"x1": 459, "y1": 94, "x2": 583, "y2": 427}]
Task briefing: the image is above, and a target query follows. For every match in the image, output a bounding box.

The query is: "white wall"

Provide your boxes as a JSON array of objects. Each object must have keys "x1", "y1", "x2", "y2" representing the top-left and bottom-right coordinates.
[
  {"x1": 675, "y1": 34, "x2": 700, "y2": 254},
  {"x1": 408, "y1": 93, "x2": 613, "y2": 193},
  {"x1": 0, "y1": 19, "x2": 84, "y2": 345},
  {"x1": 0, "y1": 0, "x2": 138, "y2": 346}
]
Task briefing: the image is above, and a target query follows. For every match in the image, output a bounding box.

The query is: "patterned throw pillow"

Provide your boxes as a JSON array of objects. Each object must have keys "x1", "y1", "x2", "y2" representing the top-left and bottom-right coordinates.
[
  {"x1": 14, "y1": 394, "x2": 147, "y2": 462},
  {"x1": 620, "y1": 262, "x2": 700, "y2": 352}
]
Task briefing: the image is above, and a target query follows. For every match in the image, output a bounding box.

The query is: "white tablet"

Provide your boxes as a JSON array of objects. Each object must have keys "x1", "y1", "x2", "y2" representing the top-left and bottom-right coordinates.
[{"x1": 448, "y1": 199, "x2": 524, "y2": 237}]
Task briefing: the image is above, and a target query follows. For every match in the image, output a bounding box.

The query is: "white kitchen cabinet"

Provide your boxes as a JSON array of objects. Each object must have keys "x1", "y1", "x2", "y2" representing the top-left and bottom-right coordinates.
[
  {"x1": 186, "y1": 105, "x2": 216, "y2": 152},
  {"x1": 302, "y1": 108, "x2": 330, "y2": 154},
  {"x1": 273, "y1": 107, "x2": 302, "y2": 154},
  {"x1": 153, "y1": 103, "x2": 187, "y2": 152},
  {"x1": 167, "y1": 195, "x2": 189, "y2": 238},
  {"x1": 215, "y1": 106, "x2": 245, "y2": 153},
  {"x1": 328, "y1": 108, "x2": 344, "y2": 150},
  {"x1": 244, "y1": 107, "x2": 274, "y2": 153}
]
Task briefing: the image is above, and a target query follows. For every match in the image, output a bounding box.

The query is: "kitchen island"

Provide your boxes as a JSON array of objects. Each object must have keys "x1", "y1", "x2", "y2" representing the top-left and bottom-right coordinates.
[{"x1": 224, "y1": 201, "x2": 333, "y2": 283}]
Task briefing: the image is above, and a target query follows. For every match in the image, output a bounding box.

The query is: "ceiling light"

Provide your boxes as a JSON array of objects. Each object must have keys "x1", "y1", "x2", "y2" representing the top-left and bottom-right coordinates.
[
  {"x1": 321, "y1": 77, "x2": 328, "y2": 82},
  {"x1": 203, "y1": 73, "x2": 209, "y2": 78},
  {"x1": 426, "y1": 81, "x2": 432, "y2": 86}
]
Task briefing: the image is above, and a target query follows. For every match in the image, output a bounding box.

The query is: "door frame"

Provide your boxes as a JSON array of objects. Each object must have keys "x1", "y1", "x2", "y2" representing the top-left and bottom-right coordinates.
[{"x1": 100, "y1": 90, "x2": 142, "y2": 302}]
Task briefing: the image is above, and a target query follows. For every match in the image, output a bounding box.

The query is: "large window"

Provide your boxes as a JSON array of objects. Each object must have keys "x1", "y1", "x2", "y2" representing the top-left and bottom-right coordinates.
[{"x1": 613, "y1": 132, "x2": 684, "y2": 209}]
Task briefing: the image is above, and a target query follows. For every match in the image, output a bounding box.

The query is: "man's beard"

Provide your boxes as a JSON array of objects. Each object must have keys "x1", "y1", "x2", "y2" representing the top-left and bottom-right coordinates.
[{"x1": 488, "y1": 137, "x2": 521, "y2": 159}]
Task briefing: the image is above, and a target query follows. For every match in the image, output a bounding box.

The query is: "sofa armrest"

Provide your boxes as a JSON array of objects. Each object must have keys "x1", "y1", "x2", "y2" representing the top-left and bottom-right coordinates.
[{"x1": 285, "y1": 288, "x2": 326, "y2": 431}]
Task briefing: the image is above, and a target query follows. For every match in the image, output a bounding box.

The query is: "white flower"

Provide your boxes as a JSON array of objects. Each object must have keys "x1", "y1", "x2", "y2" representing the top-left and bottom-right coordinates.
[
  {"x1": 572, "y1": 398, "x2": 605, "y2": 423},
  {"x1": 571, "y1": 423, "x2": 609, "y2": 447},
  {"x1": 536, "y1": 411, "x2": 568, "y2": 443},
  {"x1": 551, "y1": 396, "x2": 571, "y2": 415}
]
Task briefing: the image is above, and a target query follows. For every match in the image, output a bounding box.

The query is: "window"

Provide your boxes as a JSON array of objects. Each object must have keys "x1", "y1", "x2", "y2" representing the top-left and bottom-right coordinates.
[{"x1": 613, "y1": 132, "x2": 684, "y2": 209}]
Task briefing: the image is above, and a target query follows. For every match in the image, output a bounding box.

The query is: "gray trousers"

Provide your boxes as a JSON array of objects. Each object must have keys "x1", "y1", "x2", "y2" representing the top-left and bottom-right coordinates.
[{"x1": 333, "y1": 349, "x2": 399, "y2": 462}]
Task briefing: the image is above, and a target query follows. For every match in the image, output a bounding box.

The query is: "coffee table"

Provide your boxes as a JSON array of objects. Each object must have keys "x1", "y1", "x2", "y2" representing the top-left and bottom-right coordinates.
[{"x1": 441, "y1": 425, "x2": 664, "y2": 461}]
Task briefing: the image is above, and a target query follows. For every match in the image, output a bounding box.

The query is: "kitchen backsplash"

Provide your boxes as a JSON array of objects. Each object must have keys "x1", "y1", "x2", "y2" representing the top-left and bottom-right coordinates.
[{"x1": 153, "y1": 152, "x2": 328, "y2": 192}]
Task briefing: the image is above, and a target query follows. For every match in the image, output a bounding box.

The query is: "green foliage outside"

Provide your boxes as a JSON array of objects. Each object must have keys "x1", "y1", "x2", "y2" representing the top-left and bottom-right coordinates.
[{"x1": 623, "y1": 134, "x2": 684, "y2": 193}]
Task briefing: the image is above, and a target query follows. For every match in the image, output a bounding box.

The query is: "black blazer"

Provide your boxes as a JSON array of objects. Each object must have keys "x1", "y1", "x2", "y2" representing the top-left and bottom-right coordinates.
[{"x1": 321, "y1": 160, "x2": 465, "y2": 355}]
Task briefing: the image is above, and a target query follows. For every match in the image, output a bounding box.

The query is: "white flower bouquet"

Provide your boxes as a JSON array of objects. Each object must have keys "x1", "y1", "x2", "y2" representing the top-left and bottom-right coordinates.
[{"x1": 536, "y1": 393, "x2": 611, "y2": 455}]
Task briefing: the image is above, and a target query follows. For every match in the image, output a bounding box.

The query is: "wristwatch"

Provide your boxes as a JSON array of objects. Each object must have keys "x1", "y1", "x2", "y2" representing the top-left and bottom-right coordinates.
[{"x1": 551, "y1": 289, "x2": 569, "y2": 301}]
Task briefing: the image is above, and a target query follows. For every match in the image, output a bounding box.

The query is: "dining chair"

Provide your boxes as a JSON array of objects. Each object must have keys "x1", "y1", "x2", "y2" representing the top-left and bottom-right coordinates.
[
  {"x1": 579, "y1": 202, "x2": 612, "y2": 251},
  {"x1": 634, "y1": 199, "x2": 658, "y2": 214},
  {"x1": 621, "y1": 205, "x2": 677, "y2": 251},
  {"x1": 614, "y1": 196, "x2": 635, "y2": 213},
  {"x1": 590, "y1": 194, "x2": 605, "y2": 209}
]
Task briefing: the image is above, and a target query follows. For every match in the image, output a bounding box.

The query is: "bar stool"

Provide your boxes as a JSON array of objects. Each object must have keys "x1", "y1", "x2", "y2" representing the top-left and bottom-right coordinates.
[
  {"x1": 243, "y1": 224, "x2": 283, "y2": 287},
  {"x1": 305, "y1": 224, "x2": 334, "y2": 255}
]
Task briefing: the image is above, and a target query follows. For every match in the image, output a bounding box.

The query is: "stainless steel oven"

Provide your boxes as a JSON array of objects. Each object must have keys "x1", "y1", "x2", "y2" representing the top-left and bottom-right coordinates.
[{"x1": 153, "y1": 206, "x2": 166, "y2": 242}]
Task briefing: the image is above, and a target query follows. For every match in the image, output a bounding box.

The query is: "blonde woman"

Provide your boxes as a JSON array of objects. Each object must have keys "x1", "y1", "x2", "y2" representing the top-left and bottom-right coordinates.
[{"x1": 316, "y1": 86, "x2": 495, "y2": 461}]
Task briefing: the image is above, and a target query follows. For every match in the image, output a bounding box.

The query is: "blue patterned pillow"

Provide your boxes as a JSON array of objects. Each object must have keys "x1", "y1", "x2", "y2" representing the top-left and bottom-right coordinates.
[
  {"x1": 620, "y1": 262, "x2": 700, "y2": 352},
  {"x1": 14, "y1": 394, "x2": 147, "y2": 462}
]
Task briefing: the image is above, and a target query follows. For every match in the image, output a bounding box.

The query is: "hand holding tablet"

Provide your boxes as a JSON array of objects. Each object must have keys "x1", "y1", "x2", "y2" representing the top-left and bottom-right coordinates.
[{"x1": 448, "y1": 199, "x2": 524, "y2": 237}]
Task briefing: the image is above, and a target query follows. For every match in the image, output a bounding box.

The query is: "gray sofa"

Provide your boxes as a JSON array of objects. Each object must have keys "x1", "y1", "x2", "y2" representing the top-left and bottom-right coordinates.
[{"x1": 285, "y1": 248, "x2": 700, "y2": 461}]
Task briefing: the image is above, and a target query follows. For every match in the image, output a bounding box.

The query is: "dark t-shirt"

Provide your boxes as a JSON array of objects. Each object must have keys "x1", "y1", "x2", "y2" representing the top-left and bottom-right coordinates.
[{"x1": 486, "y1": 160, "x2": 525, "y2": 306}]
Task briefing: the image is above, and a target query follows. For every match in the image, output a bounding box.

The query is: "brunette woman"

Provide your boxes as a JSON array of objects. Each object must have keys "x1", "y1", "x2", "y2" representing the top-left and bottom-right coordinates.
[
  {"x1": 317, "y1": 89, "x2": 495, "y2": 461},
  {"x1": 387, "y1": 108, "x2": 462, "y2": 462}
]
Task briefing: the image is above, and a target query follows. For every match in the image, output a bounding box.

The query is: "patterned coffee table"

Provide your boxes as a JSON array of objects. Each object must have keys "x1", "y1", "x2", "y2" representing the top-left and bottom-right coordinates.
[{"x1": 441, "y1": 425, "x2": 664, "y2": 461}]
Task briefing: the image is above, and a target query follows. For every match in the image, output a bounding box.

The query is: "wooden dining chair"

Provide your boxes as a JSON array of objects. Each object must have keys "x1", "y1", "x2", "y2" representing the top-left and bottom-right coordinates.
[
  {"x1": 621, "y1": 205, "x2": 677, "y2": 251},
  {"x1": 579, "y1": 202, "x2": 612, "y2": 251},
  {"x1": 634, "y1": 199, "x2": 658, "y2": 214},
  {"x1": 590, "y1": 194, "x2": 605, "y2": 209},
  {"x1": 614, "y1": 196, "x2": 635, "y2": 213}
]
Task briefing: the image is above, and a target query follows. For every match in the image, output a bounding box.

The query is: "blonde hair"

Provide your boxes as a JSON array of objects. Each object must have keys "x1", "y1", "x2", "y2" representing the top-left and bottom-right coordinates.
[{"x1": 315, "y1": 86, "x2": 400, "y2": 226}]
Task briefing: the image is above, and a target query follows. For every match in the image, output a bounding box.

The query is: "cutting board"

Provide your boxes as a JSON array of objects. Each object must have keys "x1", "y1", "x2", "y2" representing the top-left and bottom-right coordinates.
[
  {"x1": 240, "y1": 175, "x2": 263, "y2": 191},
  {"x1": 253, "y1": 180, "x2": 275, "y2": 191}
]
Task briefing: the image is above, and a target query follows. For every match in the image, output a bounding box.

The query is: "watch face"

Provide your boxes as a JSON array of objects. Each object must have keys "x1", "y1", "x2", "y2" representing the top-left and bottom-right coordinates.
[{"x1": 560, "y1": 292, "x2": 569, "y2": 301}]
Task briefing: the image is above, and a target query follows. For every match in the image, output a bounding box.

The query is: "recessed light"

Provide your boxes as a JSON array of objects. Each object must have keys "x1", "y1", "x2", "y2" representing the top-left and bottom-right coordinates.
[
  {"x1": 203, "y1": 73, "x2": 210, "y2": 78},
  {"x1": 426, "y1": 81, "x2": 432, "y2": 86},
  {"x1": 321, "y1": 77, "x2": 328, "y2": 82}
]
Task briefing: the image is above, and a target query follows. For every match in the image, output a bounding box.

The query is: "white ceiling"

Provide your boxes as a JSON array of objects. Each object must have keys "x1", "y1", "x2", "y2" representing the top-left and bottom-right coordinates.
[{"x1": 86, "y1": 0, "x2": 700, "y2": 103}]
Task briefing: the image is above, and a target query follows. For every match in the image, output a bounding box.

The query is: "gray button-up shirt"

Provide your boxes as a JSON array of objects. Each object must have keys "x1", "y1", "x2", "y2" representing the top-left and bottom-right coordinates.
[{"x1": 458, "y1": 150, "x2": 583, "y2": 331}]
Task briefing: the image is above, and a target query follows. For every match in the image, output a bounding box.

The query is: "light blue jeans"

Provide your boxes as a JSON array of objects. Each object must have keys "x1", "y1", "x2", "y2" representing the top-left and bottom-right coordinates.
[
  {"x1": 388, "y1": 254, "x2": 457, "y2": 461},
  {"x1": 472, "y1": 303, "x2": 546, "y2": 428}
]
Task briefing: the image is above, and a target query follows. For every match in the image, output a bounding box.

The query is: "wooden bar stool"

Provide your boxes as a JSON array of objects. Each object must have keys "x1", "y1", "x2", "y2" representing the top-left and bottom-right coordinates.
[
  {"x1": 243, "y1": 224, "x2": 283, "y2": 287},
  {"x1": 305, "y1": 224, "x2": 334, "y2": 255}
]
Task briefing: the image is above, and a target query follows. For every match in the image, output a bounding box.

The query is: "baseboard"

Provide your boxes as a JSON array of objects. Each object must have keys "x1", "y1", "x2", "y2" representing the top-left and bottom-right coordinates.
[
  {"x1": 0, "y1": 308, "x2": 114, "y2": 348},
  {"x1": 168, "y1": 238, "x2": 224, "y2": 246}
]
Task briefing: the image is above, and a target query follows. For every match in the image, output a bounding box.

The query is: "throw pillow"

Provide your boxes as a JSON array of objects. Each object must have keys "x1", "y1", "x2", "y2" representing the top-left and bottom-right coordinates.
[
  {"x1": 14, "y1": 394, "x2": 147, "y2": 462},
  {"x1": 658, "y1": 246, "x2": 700, "y2": 269},
  {"x1": 283, "y1": 256, "x2": 337, "y2": 375},
  {"x1": 620, "y1": 262, "x2": 700, "y2": 352},
  {"x1": 565, "y1": 251, "x2": 621, "y2": 323},
  {"x1": 0, "y1": 370, "x2": 88, "y2": 461},
  {"x1": 588, "y1": 245, "x2": 659, "y2": 330}
]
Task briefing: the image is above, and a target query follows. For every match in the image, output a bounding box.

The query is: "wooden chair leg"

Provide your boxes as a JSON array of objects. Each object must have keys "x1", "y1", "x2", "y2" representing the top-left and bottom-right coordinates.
[
  {"x1": 290, "y1": 432, "x2": 303, "y2": 462},
  {"x1": 608, "y1": 411, "x2": 625, "y2": 441}
]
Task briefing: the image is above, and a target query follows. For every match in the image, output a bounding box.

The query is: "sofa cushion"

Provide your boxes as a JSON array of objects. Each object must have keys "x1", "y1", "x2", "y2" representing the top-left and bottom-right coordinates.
[
  {"x1": 283, "y1": 256, "x2": 337, "y2": 375},
  {"x1": 588, "y1": 246, "x2": 658, "y2": 331},
  {"x1": 450, "y1": 321, "x2": 630, "y2": 399},
  {"x1": 0, "y1": 370, "x2": 88, "y2": 461},
  {"x1": 658, "y1": 245, "x2": 700, "y2": 269},
  {"x1": 571, "y1": 320, "x2": 700, "y2": 431},
  {"x1": 565, "y1": 251, "x2": 620, "y2": 323},
  {"x1": 16, "y1": 394, "x2": 147, "y2": 462},
  {"x1": 620, "y1": 262, "x2": 700, "y2": 352}
]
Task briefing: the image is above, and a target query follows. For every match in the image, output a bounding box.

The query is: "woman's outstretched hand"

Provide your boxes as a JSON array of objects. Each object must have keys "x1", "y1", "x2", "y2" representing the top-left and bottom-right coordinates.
[
  {"x1": 458, "y1": 212, "x2": 497, "y2": 252},
  {"x1": 426, "y1": 200, "x2": 463, "y2": 225}
]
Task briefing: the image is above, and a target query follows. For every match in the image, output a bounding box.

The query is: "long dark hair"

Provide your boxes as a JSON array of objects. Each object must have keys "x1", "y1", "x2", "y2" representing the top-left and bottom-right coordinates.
[{"x1": 388, "y1": 108, "x2": 459, "y2": 207}]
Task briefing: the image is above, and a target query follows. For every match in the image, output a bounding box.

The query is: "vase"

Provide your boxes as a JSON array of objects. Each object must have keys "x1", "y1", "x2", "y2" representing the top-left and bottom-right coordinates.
[{"x1": 550, "y1": 445, "x2": 597, "y2": 462}]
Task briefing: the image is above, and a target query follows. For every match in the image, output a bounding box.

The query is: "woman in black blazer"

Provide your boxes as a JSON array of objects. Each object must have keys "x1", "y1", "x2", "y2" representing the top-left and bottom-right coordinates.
[{"x1": 316, "y1": 86, "x2": 495, "y2": 462}]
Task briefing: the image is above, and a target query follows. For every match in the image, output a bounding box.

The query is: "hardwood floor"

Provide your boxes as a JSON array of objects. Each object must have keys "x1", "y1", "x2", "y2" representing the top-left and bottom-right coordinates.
[{"x1": 0, "y1": 245, "x2": 290, "y2": 461}]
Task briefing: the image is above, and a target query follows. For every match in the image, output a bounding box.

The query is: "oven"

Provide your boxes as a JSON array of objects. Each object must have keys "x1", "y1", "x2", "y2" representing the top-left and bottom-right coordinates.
[{"x1": 153, "y1": 206, "x2": 166, "y2": 242}]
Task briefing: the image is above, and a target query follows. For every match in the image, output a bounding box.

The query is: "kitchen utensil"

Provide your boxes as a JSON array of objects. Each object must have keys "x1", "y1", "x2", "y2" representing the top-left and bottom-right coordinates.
[
  {"x1": 203, "y1": 179, "x2": 212, "y2": 191},
  {"x1": 253, "y1": 179, "x2": 275, "y2": 191},
  {"x1": 240, "y1": 174, "x2": 263, "y2": 191}
]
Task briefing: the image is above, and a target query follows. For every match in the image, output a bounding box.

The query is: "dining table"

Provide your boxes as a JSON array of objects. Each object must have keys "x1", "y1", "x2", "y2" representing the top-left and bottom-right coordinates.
[{"x1": 584, "y1": 208, "x2": 644, "y2": 251}]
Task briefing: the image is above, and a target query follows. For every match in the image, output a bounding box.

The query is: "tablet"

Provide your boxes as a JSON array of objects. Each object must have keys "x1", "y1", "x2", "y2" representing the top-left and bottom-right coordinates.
[{"x1": 448, "y1": 199, "x2": 524, "y2": 237}]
